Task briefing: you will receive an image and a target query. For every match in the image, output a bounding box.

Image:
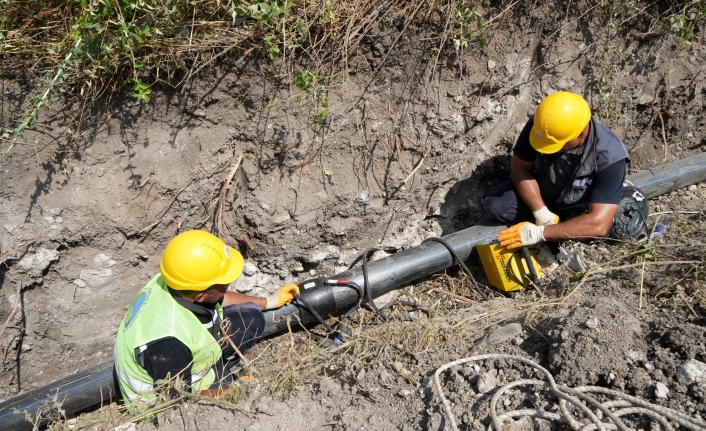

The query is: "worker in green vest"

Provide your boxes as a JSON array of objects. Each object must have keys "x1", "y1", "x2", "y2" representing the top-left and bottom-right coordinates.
[{"x1": 114, "y1": 230, "x2": 299, "y2": 402}]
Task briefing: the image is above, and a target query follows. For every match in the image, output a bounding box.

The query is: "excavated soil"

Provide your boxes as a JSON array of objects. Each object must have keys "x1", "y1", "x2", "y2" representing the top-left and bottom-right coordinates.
[{"x1": 1, "y1": 0, "x2": 706, "y2": 429}]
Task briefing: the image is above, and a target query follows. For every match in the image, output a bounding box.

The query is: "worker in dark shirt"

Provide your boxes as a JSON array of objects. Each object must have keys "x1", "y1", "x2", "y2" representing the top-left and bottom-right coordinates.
[
  {"x1": 479, "y1": 91, "x2": 634, "y2": 249},
  {"x1": 114, "y1": 230, "x2": 299, "y2": 402}
]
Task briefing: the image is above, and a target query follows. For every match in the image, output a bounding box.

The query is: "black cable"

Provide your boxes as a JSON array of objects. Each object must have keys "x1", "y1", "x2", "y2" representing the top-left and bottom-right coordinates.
[
  {"x1": 293, "y1": 291, "x2": 335, "y2": 334},
  {"x1": 423, "y1": 237, "x2": 490, "y2": 301},
  {"x1": 349, "y1": 247, "x2": 387, "y2": 321},
  {"x1": 378, "y1": 300, "x2": 430, "y2": 316},
  {"x1": 334, "y1": 281, "x2": 363, "y2": 335}
]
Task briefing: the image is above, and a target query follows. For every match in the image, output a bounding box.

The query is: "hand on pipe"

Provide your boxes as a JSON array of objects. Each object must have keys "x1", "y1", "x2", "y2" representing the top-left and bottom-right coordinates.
[
  {"x1": 532, "y1": 206, "x2": 560, "y2": 226},
  {"x1": 265, "y1": 284, "x2": 300, "y2": 309},
  {"x1": 498, "y1": 222, "x2": 545, "y2": 250}
]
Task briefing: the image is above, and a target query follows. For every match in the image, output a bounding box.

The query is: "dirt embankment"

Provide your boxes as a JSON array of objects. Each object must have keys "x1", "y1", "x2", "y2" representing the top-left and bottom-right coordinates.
[{"x1": 1, "y1": 0, "x2": 706, "y2": 429}]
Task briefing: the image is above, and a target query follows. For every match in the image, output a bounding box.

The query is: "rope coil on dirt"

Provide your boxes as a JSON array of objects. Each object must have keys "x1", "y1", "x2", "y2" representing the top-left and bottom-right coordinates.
[{"x1": 433, "y1": 354, "x2": 706, "y2": 431}]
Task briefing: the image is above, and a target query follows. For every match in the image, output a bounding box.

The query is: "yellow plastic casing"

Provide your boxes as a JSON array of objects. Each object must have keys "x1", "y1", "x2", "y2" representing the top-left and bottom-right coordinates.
[{"x1": 476, "y1": 244, "x2": 542, "y2": 292}]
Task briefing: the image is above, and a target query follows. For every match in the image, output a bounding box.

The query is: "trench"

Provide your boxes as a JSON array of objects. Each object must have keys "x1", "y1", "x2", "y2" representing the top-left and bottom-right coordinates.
[{"x1": 1, "y1": 152, "x2": 706, "y2": 431}]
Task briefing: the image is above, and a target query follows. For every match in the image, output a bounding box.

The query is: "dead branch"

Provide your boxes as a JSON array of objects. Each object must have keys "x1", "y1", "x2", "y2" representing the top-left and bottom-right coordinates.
[
  {"x1": 657, "y1": 110, "x2": 668, "y2": 164},
  {"x1": 394, "y1": 135, "x2": 410, "y2": 175},
  {"x1": 0, "y1": 239, "x2": 37, "y2": 267},
  {"x1": 431, "y1": 288, "x2": 478, "y2": 305},
  {"x1": 220, "y1": 319, "x2": 260, "y2": 377},
  {"x1": 214, "y1": 153, "x2": 243, "y2": 238},
  {"x1": 0, "y1": 283, "x2": 23, "y2": 358}
]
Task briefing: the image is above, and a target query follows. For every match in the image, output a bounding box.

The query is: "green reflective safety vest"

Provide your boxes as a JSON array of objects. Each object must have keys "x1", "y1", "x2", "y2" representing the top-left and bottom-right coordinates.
[{"x1": 114, "y1": 274, "x2": 223, "y2": 402}]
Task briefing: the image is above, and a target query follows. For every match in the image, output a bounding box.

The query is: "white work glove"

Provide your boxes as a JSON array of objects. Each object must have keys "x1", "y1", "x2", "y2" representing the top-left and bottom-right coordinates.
[
  {"x1": 265, "y1": 284, "x2": 300, "y2": 310},
  {"x1": 532, "y1": 206, "x2": 560, "y2": 226},
  {"x1": 498, "y1": 222, "x2": 545, "y2": 250}
]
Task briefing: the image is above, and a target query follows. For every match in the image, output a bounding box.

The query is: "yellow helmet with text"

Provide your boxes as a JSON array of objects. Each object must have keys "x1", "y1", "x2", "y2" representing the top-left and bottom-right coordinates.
[
  {"x1": 160, "y1": 230, "x2": 244, "y2": 291},
  {"x1": 529, "y1": 91, "x2": 591, "y2": 154}
]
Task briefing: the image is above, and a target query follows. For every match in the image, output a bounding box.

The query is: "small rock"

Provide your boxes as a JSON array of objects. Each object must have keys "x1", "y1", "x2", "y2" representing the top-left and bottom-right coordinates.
[
  {"x1": 676, "y1": 360, "x2": 706, "y2": 385},
  {"x1": 114, "y1": 423, "x2": 136, "y2": 431},
  {"x1": 476, "y1": 370, "x2": 498, "y2": 393},
  {"x1": 243, "y1": 262, "x2": 258, "y2": 276},
  {"x1": 394, "y1": 343, "x2": 404, "y2": 351},
  {"x1": 73, "y1": 279, "x2": 87, "y2": 288},
  {"x1": 398, "y1": 389, "x2": 411, "y2": 398},
  {"x1": 655, "y1": 382, "x2": 670, "y2": 399},
  {"x1": 487, "y1": 59, "x2": 496, "y2": 71},
  {"x1": 486, "y1": 323, "x2": 523, "y2": 346},
  {"x1": 689, "y1": 184, "x2": 698, "y2": 191},
  {"x1": 356, "y1": 368, "x2": 365, "y2": 381},
  {"x1": 585, "y1": 317, "x2": 598, "y2": 329},
  {"x1": 79, "y1": 269, "x2": 115, "y2": 288}
]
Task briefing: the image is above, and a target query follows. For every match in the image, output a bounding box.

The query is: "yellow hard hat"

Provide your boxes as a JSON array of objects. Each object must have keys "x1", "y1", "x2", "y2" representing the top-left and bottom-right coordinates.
[
  {"x1": 529, "y1": 91, "x2": 591, "y2": 154},
  {"x1": 160, "y1": 230, "x2": 244, "y2": 291}
]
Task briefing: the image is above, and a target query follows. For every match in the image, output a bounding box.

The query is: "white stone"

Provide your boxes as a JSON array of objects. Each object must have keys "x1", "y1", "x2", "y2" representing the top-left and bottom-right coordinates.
[
  {"x1": 655, "y1": 382, "x2": 669, "y2": 398},
  {"x1": 4, "y1": 223, "x2": 18, "y2": 234},
  {"x1": 73, "y1": 279, "x2": 87, "y2": 288},
  {"x1": 243, "y1": 262, "x2": 258, "y2": 276},
  {"x1": 94, "y1": 253, "x2": 116, "y2": 268},
  {"x1": 676, "y1": 360, "x2": 706, "y2": 385},
  {"x1": 79, "y1": 269, "x2": 115, "y2": 287},
  {"x1": 476, "y1": 370, "x2": 498, "y2": 393},
  {"x1": 487, "y1": 59, "x2": 496, "y2": 70},
  {"x1": 114, "y1": 424, "x2": 136, "y2": 431},
  {"x1": 273, "y1": 212, "x2": 291, "y2": 225},
  {"x1": 309, "y1": 249, "x2": 329, "y2": 263},
  {"x1": 18, "y1": 248, "x2": 60, "y2": 273}
]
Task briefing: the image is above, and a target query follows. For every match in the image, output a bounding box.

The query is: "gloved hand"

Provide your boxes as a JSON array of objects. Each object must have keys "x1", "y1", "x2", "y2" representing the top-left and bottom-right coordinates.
[
  {"x1": 498, "y1": 222, "x2": 545, "y2": 250},
  {"x1": 532, "y1": 206, "x2": 560, "y2": 226},
  {"x1": 265, "y1": 284, "x2": 300, "y2": 310}
]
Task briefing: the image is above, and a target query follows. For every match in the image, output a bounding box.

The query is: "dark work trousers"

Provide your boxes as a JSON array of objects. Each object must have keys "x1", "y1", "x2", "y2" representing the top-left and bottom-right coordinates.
[
  {"x1": 211, "y1": 302, "x2": 265, "y2": 386},
  {"x1": 479, "y1": 179, "x2": 587, "y2": 225}
]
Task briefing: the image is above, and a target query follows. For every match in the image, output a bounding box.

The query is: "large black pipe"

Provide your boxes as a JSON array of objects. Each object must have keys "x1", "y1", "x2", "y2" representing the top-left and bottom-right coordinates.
[{"x1": 2, "y1": 152, "x2": 706, "y2": 431}]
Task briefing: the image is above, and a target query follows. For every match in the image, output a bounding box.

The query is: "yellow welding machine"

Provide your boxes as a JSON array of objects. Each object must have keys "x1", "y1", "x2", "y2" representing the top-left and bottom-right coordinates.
[{"x1": 476, "y1": 244, "x2": 542, "y2": 292}]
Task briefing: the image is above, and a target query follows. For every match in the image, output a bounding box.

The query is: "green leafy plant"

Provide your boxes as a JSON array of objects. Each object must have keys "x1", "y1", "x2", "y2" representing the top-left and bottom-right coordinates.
[
  {"x1": 294, "y1": 70, "x2": 330, "y2": 126},
  {"x1": 451, "y1": 0, "x2": 486, "y2": 51},
  {"x1": 667, "y1": 0, "x2": 706, "y2": 43}
]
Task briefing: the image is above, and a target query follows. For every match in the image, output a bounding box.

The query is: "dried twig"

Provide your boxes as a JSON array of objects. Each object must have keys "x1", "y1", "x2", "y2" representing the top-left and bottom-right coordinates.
[
  {"x1": 394, "y1": 135, "x2": 410, "y2": 175},
  {"x1": 0, "y1": 239, "x2": 37, "y2": 267},
  {"x1": 657, "y1": 110, "x2": 668, "y2": 164},
  {"x1": 431, "y1": 288, "x2": 478, "y2": 305},
  {"x1": 0, "y1": 283, "x2": 23, "y2": 358},
  {"x1": 214, "y1": 153, "x2": 243, "y2": 237},
  {"x1": 677, "y1": 290, "x2": 699, "y2": 318},
  {"x1": 565, "y1": 260, "x2": 701, "y2": 302},
  {"x1": 136, "y1": 178, "x2": 194, "y2": 234},
  {"x1": 401, "y1": 146, "x2": 432, "y2": 185},
  {"x1": 156, "y1": 178, "x2": 194, "y2": 220},
  {"x1": 181, "y1": 47, "x2": 254, "y2": 94},
  {"x1": 639, "y1": 256, "x2": 646, "y2": 310},
  {"x1": 220, "y1": 319, "x2": 259, "y2": 377}
]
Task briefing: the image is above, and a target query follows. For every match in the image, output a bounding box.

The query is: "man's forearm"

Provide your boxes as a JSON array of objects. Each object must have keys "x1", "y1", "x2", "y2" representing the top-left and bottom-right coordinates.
[
  {"x1": 512, "y1": 173, "x2": 546, "y2": 212},
  {"x1": 543, "y1": 204, "x2": 616, "y2": 240},
  {"x1": 223, "y1": 292, "x2": 267, "y2": 310},
  {"x1": 510, "y1": 156, "x2": 546, "y2": 212}
]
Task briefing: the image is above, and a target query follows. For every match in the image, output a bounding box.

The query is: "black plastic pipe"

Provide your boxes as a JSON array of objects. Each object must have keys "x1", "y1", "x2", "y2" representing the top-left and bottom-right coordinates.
[{"x1": 2, "y1": 151, "x2": 705, "y2": 431}]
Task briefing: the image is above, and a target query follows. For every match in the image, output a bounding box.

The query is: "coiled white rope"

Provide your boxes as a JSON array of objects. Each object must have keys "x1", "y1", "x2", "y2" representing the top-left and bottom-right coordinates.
[{"x1": 433, "y1": 354, "x2": 706, "y2": 431}]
